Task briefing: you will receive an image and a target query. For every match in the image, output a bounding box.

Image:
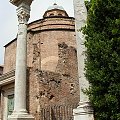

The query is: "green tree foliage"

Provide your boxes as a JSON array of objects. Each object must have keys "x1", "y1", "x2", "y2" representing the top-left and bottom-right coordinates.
[{"x1": 83, "y1": 0, "x2": 120, "y2": 119}]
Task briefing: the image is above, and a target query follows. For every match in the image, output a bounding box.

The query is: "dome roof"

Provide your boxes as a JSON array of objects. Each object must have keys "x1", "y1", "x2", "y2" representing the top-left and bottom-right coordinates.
[
  {"x1": 43, "y1": 3, "x2": 69, "y2": 18},
  {"x1": 47, "y1": 3, "x2": 64, "y2": 11}
]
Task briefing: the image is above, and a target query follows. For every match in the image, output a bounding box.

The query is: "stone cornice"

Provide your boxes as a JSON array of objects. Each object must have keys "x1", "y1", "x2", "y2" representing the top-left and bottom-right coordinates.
[
  {"x1": 0, "y1": 70, "x2": 15, "y2": 81},
  {"x1": 0, "y1": 68, "x2": 30, "y2": 86},
  {"x1": 10, "y1": 0, "x2": 33, "y2": 7},
  {"x1": 10, "y1": 0, "x2": 22, "y2": 6}
]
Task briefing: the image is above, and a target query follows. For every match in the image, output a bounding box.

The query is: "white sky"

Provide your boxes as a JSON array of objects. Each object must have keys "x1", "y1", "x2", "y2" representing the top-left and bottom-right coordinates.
[{"x1": 0, "y1": 0, "x2": 74, "y2": 65}]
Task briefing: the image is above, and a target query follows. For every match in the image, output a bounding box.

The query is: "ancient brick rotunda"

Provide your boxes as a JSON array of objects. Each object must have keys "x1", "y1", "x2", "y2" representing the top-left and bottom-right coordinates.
[{"x1": 0, "y1": 3, "x2": 79, "y2": 120}]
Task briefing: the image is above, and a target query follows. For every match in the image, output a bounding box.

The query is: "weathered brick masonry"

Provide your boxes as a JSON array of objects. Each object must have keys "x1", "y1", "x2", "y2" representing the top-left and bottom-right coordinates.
[{"x1": 0, "y1": 4, "x2": 79, "y2": 120}]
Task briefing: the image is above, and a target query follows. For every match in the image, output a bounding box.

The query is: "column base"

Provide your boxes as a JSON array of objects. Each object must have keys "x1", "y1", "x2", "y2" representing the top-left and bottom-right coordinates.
[
  {"x1": 73, "y1": 102, "x2": 94, "y2": 120},
  {"x1": 8, "y1": 112, "x2": 34, "y2": 120}
]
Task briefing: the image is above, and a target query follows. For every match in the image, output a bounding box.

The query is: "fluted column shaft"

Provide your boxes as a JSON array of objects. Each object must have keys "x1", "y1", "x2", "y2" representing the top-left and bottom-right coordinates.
[
  {"x1": 8, "y1": 0, "x2": 34, "y2": 120},
  {"x1": 14, "y1": 3, "x2": 30, "y2": 113},
  {"x1": 8, "y1": 1, "x2": 34, "y2": 120},
  {"x1": 73, "y1": 0, "x2": 89, "y2": 104},
  {"x1": 73, "y1": 0, "x2": 94, "y2": 120}
]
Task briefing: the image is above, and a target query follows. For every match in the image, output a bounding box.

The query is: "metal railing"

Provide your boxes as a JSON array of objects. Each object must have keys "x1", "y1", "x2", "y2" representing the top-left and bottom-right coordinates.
[{"x1": 40, "y1": 104, "x2": 78, "y2": 120}]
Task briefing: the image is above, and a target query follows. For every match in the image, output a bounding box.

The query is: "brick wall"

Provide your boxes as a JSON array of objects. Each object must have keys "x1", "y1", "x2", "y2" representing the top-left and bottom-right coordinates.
[
  {"x1": 28, "y1": 43, "x2": 79, "y2": 119},
  {"x1": 4, "y1": 17, "x2": 75, "y2": 73},
  {"x1": 3, "y1": 15, "x2": 79, "y2": 120}
]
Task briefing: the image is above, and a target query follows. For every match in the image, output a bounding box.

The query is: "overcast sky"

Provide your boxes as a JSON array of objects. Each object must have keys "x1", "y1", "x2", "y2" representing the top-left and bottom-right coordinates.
[{"x1": 0, "y1": 0, "x2": 74, "y2": 65}]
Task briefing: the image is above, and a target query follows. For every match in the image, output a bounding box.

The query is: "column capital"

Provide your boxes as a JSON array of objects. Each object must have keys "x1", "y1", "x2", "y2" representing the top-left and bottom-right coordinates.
[{"x1": 16, "y1": 2, "x2": 30, "y2": 24}]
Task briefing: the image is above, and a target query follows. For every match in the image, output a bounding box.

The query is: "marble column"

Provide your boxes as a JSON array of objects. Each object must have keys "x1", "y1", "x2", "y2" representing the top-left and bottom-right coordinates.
[
  {"x1": 73, "y1": 0, "x2": 94, "y2": 120},
  {"x1": 8, "y1": 1, "x2": 34, "y2": 120}
]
